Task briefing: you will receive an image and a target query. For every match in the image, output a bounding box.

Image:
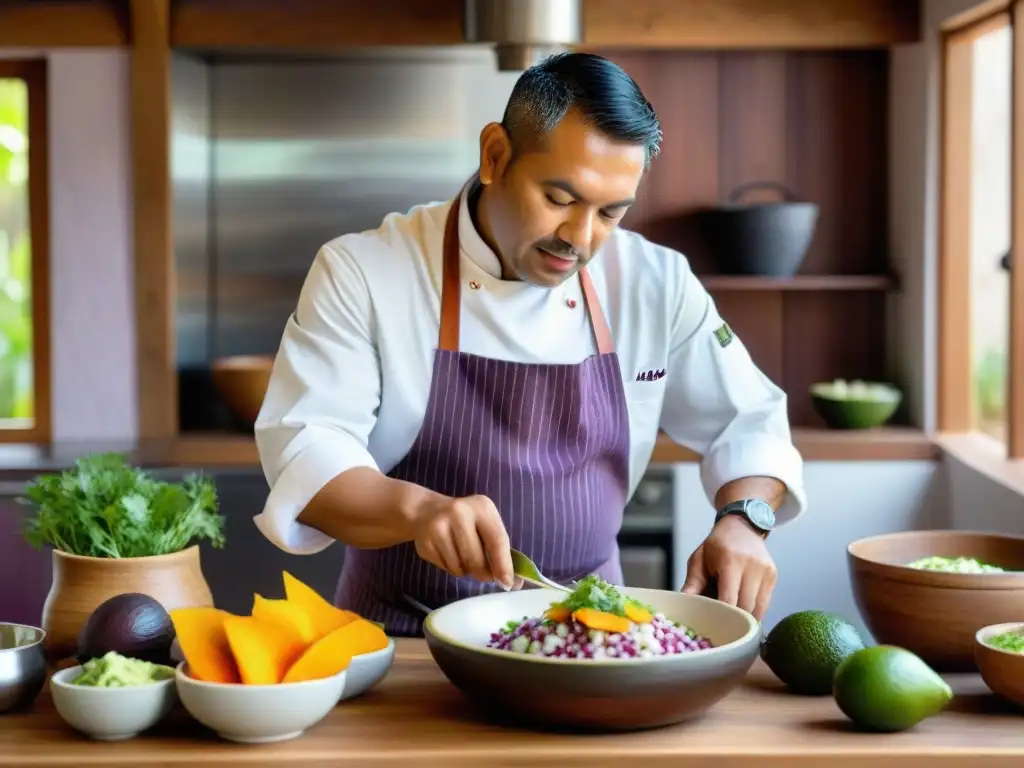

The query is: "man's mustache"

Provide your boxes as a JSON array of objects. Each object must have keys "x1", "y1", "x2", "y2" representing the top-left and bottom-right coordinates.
[{"x1": 536, "y1": 240, "x2": 583, "y2": 260}]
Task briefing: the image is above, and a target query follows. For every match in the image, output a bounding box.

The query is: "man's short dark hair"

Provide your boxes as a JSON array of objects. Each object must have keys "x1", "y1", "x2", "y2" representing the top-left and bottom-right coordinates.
[{"x1": 500, "y1": 52, "x2": 662, "y2": 167}]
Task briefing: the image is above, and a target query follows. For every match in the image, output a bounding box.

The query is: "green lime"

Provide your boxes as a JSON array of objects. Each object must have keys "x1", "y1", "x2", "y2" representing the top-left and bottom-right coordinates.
[
  {"x1": 760, "y1": 610, "x2": 865, "y2": 695},
  {"x1": 833, "y1": 645, "x2": 953, "y2": 732}
]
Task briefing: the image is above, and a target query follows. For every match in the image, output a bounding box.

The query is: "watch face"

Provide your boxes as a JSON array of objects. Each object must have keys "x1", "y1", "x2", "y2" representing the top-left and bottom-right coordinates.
[{"x1": 746, "y1": 499, "x2": 776, "y2": 530}]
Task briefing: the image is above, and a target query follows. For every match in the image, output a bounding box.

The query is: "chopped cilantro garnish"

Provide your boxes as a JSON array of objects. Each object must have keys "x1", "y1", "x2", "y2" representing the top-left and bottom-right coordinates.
[{"x1": 547, "y1": 574, "x2": 654, "y2": 617}]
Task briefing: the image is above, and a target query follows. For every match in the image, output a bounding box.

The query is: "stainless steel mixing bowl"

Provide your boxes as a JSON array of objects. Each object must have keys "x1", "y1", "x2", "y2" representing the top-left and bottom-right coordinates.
[{"x1": 0, "y1": 622, "x2": 47, "y2": 713}]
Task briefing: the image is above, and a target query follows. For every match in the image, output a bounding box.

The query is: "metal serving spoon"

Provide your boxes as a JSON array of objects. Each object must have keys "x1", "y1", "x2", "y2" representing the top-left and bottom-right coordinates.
[
  {"x1": 403, "y1": 549, "x2": 571, "y2": 616},
  {"x1": 510, "y1": 549, "x2": 571, "y2": 593}
]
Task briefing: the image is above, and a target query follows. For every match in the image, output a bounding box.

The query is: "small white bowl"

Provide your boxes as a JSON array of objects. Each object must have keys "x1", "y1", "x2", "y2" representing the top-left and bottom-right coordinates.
[
  {"x1": 175, "y1": 662, "x2": 346, "y2": 743},
  {"x1": 50, "y1": 666, "x2": 178, "y2": 740},
  {"x1": 340, "y1": 638, "x2": 396, "y2": 701}
]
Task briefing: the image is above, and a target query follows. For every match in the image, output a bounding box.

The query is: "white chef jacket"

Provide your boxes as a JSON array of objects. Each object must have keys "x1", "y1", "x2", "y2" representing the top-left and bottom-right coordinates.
[{"x1": 253, "y1": 190, "x2": 807, "y2": 555}]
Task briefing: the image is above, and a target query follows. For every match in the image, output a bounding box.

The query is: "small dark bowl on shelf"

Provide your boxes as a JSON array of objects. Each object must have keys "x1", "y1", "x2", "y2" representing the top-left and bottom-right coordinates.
[{"x1": 810, "y1": 380, "x2": 901, "y2": 430}]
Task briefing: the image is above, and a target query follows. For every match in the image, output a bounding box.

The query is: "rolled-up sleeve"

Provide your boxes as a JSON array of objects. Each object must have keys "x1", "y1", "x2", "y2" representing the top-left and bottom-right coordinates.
[
  {"x1": 659, "y1": 265, "x2": 807, "y2": 527},
  {"x1": 253, "y1": 244, "x2": 381, "y2": 555}
]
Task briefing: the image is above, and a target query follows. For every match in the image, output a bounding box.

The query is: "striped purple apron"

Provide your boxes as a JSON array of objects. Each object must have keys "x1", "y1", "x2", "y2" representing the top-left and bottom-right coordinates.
[{"x1": 334, "y1": 193, "x2": 631, "y2": 637}]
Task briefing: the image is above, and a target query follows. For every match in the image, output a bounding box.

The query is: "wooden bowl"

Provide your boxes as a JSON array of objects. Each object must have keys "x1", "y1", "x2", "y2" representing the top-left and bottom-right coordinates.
[
  {"x1": 423, "y1": 587, "x2": 761, "y2": 732},
  {"x1": 848, "y1": 530, "x2": 1024, "y2": 671},
  {"x1": 975, "y1": 622, "x2": 1024, "y2": 707},
  {"x1": 210, "y1": 355, "x2": 274, "y2": 425}
]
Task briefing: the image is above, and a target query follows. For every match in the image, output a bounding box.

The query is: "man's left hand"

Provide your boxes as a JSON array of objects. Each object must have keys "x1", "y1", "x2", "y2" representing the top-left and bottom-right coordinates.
[{"x1": 680, "y1": 514, "x2": 777, "y2": 621}]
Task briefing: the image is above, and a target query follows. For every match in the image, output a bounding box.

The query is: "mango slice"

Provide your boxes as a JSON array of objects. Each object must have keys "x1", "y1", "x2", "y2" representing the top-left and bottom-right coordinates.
[
  {"x1": 223, "y1": 615, "x2": 307, "y2": 685},
  {"x1": 283, "y1": 617, "x2": 388, "y2": 684},
  {"x1": 572, "y1": 608, "x2": 630, "y2": 634},
  {"x1": 544, "y1": 605, "x2": 571, "y2": 623},
  {"x1": 624, "y1": 602, "x2": 653, "y2": 624},
  {"x1": 282, "y1": 571, "x2": 360, "y2": 640},
  {"x1": 252, "y1": 594, "x2": 316, "y2": 644},
  {"x1": 170, "y1": 606, "x2": 242, "y2": 684}
]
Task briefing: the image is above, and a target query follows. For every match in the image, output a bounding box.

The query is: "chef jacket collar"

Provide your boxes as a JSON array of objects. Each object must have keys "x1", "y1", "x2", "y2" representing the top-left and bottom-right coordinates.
[{"x1": 456, "y1": 175, "x2": 505, "y2": 280}]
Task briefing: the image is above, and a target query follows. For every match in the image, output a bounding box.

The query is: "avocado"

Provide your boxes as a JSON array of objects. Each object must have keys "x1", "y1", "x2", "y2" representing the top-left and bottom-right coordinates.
[
  {"x1": 77, "y1": 593, "x2": 176, "y2": 666},
  {"x1": 833, "y1": 645, "x2": 953, "y2": 732},
  {"x1": 760, "y1": 609, "x2": 865, "y2": 695}
]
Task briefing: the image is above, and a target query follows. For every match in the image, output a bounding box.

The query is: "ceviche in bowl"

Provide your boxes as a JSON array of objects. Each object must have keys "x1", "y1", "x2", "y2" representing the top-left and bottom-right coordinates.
[
  {"x1": 487, "y1": 575, "x2": 714, "y2": 660},
  {"x1": 422, "y1": 577, "x2": 760, "y2": 731}
]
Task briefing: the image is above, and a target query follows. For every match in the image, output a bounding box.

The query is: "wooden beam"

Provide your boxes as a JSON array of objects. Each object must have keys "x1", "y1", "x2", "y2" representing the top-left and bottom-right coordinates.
[
  {"x1": 130, "y1": 0, "x2": 176, "y2": 440},
  {"x1": 0, "y1": 1, "x2": 128, "y2": 47},
  {"x1": 170, "y1": 0, "x2": 920, "y2": 50},
  {"x1": 1010, "y1": 1, "x2": 1024, "y2": 457},
  {"x1": 582, "y1": 0, "x2": 921, "y2": 49},
  {"x1": 171, "y1": 0, "x2": 465, "y2": 49},
  {"x1": 936, "y1": 28, "x2": 975, "y2": 433}
]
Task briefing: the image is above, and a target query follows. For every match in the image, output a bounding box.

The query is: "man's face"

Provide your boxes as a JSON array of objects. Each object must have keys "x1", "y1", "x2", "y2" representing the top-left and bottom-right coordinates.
[{"x1": 478, "y1": 109, "x2": 647, "y2": 287}]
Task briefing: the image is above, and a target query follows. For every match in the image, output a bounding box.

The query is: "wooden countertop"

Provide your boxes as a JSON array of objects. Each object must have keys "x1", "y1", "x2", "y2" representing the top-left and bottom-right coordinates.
[
  {"x1": 0, "y1": 427, "x2": 938, "y2": 477},
  {"x1": 2, "y1": 639, "x2": 1022, "y2": 767}
]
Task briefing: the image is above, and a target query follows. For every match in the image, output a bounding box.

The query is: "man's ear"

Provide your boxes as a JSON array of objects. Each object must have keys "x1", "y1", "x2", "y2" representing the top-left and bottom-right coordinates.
[{"x1": 478, "y1": 122, "x2": 513, "y2": 186}]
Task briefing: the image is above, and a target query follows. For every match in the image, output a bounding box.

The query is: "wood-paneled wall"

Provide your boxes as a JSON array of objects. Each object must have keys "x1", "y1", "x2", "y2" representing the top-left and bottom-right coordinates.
[{"x1": 593, "y1": 50, "x2": 891, "y2": 427}]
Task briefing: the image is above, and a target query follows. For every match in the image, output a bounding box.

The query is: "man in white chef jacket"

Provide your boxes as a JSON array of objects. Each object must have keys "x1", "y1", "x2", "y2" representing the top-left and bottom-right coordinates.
[{"x1": 253, "y1": 52, "x2": 806, "y2": 636}]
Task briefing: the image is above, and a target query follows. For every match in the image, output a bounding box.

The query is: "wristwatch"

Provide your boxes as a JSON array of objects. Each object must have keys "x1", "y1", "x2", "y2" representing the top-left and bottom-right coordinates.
[{"x1": 714, "y1": 498, "x2": 776, "y2": 538}]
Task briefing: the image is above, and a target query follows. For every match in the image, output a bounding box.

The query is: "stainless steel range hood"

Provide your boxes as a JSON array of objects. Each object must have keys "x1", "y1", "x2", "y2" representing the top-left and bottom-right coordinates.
[{"x1": 463, "y1": 0, "x2": 582, "y2": 72}]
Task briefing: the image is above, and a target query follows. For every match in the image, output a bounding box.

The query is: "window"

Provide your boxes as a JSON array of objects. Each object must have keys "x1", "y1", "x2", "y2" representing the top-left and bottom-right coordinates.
[
  {"x1": 0, "y1": 60, "x2": 49, "y2": 442},
  {"x1": 939, "y1": 4, "x2": 1024, "y2": 458}
]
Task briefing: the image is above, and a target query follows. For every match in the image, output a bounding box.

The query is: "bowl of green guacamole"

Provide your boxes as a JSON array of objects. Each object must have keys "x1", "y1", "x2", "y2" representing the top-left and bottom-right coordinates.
[
  {"x1": 976, "y1": 622, "x2": 1024, "y2": 706},
  {"x1": 50, "y1": 651, "x2": 178, "y2": 740}
]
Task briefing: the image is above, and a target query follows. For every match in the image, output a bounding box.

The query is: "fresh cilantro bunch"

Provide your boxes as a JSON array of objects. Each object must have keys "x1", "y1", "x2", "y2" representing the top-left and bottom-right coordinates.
[{"x1": 19, "y1": 452, "x2": 226, "y2": 558}]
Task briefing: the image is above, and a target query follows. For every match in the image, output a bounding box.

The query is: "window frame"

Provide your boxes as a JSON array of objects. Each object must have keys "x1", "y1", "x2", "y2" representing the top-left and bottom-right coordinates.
[
  {"x1": 0, "y1": 58, "x2": 51, "y2": 443},
  {"x1": 937, "y1": 2, "x2": 1024, "y2": 459}
]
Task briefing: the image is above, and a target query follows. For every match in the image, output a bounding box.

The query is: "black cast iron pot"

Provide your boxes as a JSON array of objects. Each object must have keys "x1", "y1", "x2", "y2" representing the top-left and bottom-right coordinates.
[{"x1": 700, "y1": 181, "x2": 819, "y2": 278}]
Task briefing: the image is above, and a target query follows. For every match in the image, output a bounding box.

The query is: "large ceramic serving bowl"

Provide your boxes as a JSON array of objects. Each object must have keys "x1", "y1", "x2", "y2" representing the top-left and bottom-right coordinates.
[
  {"x1": 849, "y1": 530, "x2": 1024, "y2": 672},
  {"x1": 423, "y1": 587, "x2": 760, "y2": 732}
]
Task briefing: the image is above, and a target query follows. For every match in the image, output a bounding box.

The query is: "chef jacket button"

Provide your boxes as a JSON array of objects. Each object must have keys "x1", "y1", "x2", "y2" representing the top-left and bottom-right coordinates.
[
  {"x1": 469, "y1": 280, "x2": 480, "y2": 290},
  {"x1": 567, "y1": 298, "x2": 577, "y2": 308}
]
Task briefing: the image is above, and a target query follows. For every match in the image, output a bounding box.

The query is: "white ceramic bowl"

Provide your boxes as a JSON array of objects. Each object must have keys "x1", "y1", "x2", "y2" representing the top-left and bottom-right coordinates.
[
  {"x1": 50, "y1": 666, "x2": 178, "y2": 740},
  {"x1": 424, "y1": 587, "x2": 761, "y2": 731},
  {"x1": 340, "y1": 638, "x2": 396, "y2": 701},
  {"x1": 175, "y1": 663, "x2": 347, "y2": 743}
]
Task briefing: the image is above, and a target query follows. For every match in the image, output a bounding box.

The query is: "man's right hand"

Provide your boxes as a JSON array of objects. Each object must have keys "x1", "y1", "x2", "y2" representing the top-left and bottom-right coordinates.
[{"x1": 410, "y1": 494, "x2": 516, "y2": 590}]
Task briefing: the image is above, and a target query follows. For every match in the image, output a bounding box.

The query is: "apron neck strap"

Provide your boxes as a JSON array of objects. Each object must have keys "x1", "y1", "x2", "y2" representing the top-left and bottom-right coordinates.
[{"x1": 438, "y1": 191, "x2": 615, "y2": 356}]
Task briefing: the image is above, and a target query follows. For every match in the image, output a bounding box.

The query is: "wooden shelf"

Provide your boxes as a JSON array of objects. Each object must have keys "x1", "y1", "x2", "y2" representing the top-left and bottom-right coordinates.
[
  {"x1": 0, "y1": 429, "x2": 935, "y2": 477},
  {"x1": 652, "y1": 427, "x2": 937, "y2": 463},
  {"x1": 0, "y1": 0, "x2": 921, "y2": 49},
  {"x1": 700, "y1": 275, "x2": 895, "y2": 292}
]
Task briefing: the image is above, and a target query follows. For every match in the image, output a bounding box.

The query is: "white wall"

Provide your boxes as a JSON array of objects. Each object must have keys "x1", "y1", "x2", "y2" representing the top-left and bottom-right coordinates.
[{"x1": 0, "y1": 49, "x2": 136, "y2": 441}]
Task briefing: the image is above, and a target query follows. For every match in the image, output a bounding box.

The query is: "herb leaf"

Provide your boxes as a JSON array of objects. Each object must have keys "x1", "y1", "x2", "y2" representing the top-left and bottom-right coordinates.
[{"x1": 19, "y1": 453, "x2": 225, "y2": 558}]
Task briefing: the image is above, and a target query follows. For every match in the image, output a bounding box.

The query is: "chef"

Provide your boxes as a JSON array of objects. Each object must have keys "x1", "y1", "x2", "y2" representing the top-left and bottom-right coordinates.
[{"x1": 253, "y1": 52, "x2": 807, "y2": 637}]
